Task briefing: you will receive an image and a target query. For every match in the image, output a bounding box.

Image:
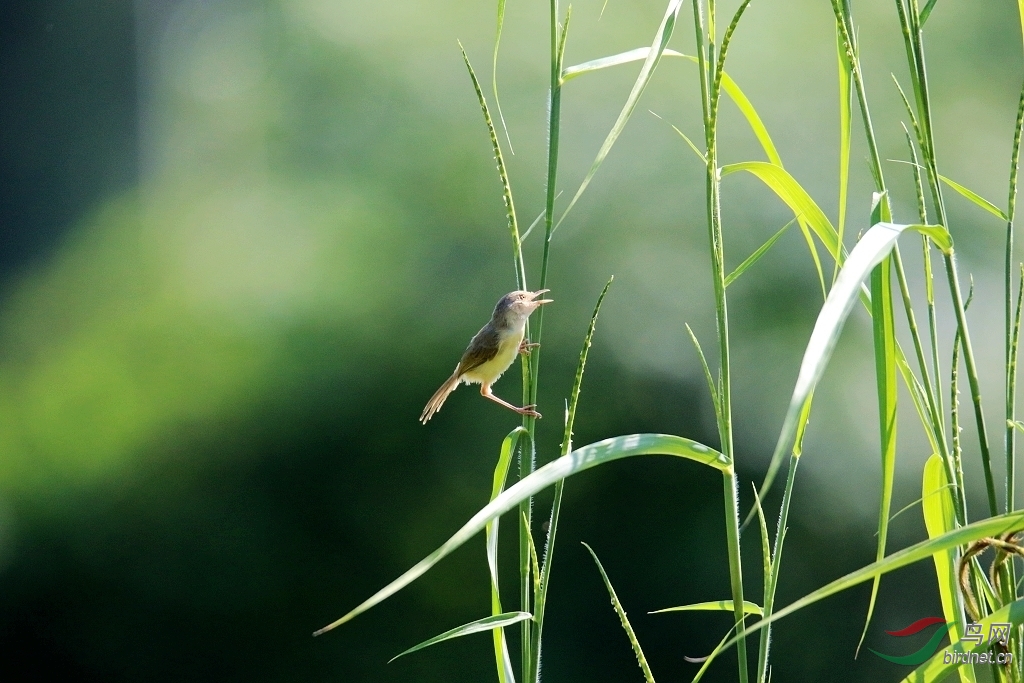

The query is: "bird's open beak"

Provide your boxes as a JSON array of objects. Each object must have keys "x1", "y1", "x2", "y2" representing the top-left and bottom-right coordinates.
[{"x1": 529, "y1": 289, "x2": 554, "y2": 305}]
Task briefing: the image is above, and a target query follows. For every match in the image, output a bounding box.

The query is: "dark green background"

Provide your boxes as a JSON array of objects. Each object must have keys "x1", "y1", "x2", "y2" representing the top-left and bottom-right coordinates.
[{"x1": 0, "y1": 0, "x2": 1019, "y2": 680}]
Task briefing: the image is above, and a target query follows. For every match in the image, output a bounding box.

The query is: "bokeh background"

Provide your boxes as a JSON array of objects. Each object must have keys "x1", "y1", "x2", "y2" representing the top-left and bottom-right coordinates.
[{"x1": 1, "y1": 0, "x2": 1022, "y2": 680}]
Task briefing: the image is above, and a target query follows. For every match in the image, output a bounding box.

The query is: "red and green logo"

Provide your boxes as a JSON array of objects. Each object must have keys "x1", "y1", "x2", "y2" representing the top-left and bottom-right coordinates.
[{"x1": 869, "y1": 617, "x2": 951, "y2": 665}]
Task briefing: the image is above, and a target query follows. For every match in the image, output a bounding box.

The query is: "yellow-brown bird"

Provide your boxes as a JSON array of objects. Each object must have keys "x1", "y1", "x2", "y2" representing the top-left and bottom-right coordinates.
[{"x1": 420, "y1": 290, "x2": 553, "y2": 423}]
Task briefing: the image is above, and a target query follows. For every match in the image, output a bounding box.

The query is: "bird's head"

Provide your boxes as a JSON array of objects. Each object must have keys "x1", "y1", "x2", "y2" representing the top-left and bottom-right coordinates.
[{"x1": 493, "y1": 289, "x2": 553, "y2": 324}]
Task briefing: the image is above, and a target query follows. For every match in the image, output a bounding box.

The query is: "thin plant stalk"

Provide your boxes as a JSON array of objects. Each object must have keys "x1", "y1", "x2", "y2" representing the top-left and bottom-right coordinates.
[
  {"x1": 522, "y1": 4, "x2": 569, "y2": 681},
  {"x1": 693, "y1": 0, "x2": 749, "y2": 680}
]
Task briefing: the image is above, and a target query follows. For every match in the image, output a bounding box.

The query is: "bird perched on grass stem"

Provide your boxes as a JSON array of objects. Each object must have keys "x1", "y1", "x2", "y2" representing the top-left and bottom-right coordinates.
[{"x1": 420, "y1": 290, "x2": 553, "y2": 423}]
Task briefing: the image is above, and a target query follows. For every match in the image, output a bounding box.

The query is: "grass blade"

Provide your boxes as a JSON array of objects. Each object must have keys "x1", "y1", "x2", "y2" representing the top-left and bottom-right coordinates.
[
  {"x1": 721, "y1": 162, "x2": 840, "y2": 259},
  {"x1": 751, "y1": 220, "x2": 950, "y2": 520},
  {"x1": 686, "y1": 323, "x2": 721, "y2": 425},
  {"x1": 835, "y1": 26, "x2": 853, "y2": 283},
  {"x1": 314, "y1": 433, "x2": 729, "y2": 635},
  {"x1": 561, "y1": 47, "x2": 686, "y2": 82},
  {"x1": 487, "y1": 427, "x2": 527, "y2": 683},
  {"x1": 725, "y1": 217, "x2": 797, "y2": 287},
  {"x1": 898, "y1": 599, "x2": 1024, "y2": 682},
  {"x1": 492, "y1": 0, "x2": 514, "y2": 153},
  {"x1": 921, "y1": 454, "x2": 967, "y2": 653},
  {"x1": 582, "y1": 543, "x2": 656, "y2": 683},
  {"x1": 389, "y1": 612, "x2": 533, "y2": 662},
  {"x1": 712, "y1": 509, "x2": 1024, "y2": 666},
  {"x1": 939, "y1": 174, "x2": 1008, "y2": 221},
  {"x1": 553, "y1": 0, "x2": 684, "y2": 233},
  {"x1": 650, "y1": 600, "x2": 762, "y2": 616}
]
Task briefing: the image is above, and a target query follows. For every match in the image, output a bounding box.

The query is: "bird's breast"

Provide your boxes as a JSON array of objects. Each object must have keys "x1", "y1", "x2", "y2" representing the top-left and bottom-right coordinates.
[{"x1": 461, "y1": 325, "x2": 525, "y2": 385}]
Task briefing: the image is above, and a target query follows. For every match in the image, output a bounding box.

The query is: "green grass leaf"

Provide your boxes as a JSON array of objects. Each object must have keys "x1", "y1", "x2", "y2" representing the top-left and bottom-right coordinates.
[
  {"x1": 751, "y1": 220, "x2": 950, "y2": 519},
  {"x1": 856, "y1": 193, "x2": 899, "y2": 657},
  {"x1": 650, "y1": 600, "x2": 763, "y2": 616},
  {"x1": 725, "y1": 217, "x2": 796, "y2": 287},
  {"x1": 389, "y1": 612, "x2": 533, "y2": 663},
  {"x1": 583, "y1": 543, "x2": 657, "y2": 683},
  {"x1": 561, "y1": 47, "x2": 686, "y2": 82},
  {"x1": 897, "y1": 599, "x2": 1024, "y2": 682},
  {"x1": 715, "y1": 510, "x2": 1024, "y2": 666},
  {"x1": 553, "y1": 0, "x2": 684, "y2": 233},
  {"x1": 314, "y1": 434, "x2": 729, "y2": 636},
  {"x1": 939, "y1": 174, "x2": 1008, "y2": 221},
  {"x1": 721, "y1": 162, "x2": 839, "y2": 259},
  {"x1": 921, "y1": 455, "x2": 966, "y2": 653},
  {"x1": 487, "y1": 427, "x2": 526, "y2": 683}
]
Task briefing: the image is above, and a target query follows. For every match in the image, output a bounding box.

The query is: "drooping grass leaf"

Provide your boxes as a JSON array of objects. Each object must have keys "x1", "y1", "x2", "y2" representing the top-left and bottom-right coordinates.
[
  {"x1": 583, "y1": 543, "x2": 657, "y2": 683},
  {"x1": 561, "y1": 47, "x2": 686, "y2": 82},
  {"x1": 686, "y1": 323, "x2": 721, "y2": 425},
  {"x1": 725, "y1": 217, "x2": 797, "y2": 287},
  {"x1": 389, "y1": 612, "x2": 533, "y2": 663},
  {"x1": 721, "y1": 162, "x2": 839, "y2": 259},
  {"x1": 898, "y1": 599, "x2": 1024, "y2": 682},
  {"x1": 921, "y1": 455, "x2": 964, "y2": 649},
  {"x1": 487, "y1": 427, "x2": 526, "y2": 683},
  {"x1": 939, "y1": 174, "x2": 1008, "y2": 221},
  {"x1": 650, "y1": 600, "x2": 763, "y2": 616},
  {"x1": 751, "y1": 220, "x2": 950, "y2": 524},
  {"x1": 711, "y1": 509, "x2": 1024, "y2": 666},
  {"x1": 856, "y1": 193, "x2": 899, "y2": 657},
  {"x1": 553, "y1": 0, "x2": 684, "y2": 233},
  {"x1": 491, "y1": 0, "x2": 514, "y2": 153},
  {"x1": 314, "y1": 434, "x2": 728, "y2": 635}
]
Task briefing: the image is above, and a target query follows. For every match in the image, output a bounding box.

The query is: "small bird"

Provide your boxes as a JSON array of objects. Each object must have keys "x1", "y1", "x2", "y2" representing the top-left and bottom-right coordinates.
[{"x1": 420, "y1": 289, "x2": 553, "y2": 423}]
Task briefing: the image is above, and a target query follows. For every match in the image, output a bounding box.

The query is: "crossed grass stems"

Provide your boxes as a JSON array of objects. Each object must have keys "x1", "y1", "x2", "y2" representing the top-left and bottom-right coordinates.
[{"x1": 320, "y1": 1, "x2": 1024, "y2": 681}]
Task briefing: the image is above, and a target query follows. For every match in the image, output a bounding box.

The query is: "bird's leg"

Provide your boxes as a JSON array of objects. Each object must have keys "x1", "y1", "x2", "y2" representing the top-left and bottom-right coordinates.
[
  {"x1": 480, "y1": 384, "x2": 541, "y2": 418},
  {"x1": 518, "y1": 340, "x2": 540, "y2": 355}
]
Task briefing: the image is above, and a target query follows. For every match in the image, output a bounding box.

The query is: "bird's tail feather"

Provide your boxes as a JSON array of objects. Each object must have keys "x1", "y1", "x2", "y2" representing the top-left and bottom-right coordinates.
[{"x1": 420, "y1": 372, "x2": 460, "y2": 423}]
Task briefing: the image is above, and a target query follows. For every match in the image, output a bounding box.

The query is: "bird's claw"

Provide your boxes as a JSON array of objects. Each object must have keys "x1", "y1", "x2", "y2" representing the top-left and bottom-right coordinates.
[
  {"x1": 518, "y1": 341, "x2": 540, "y2": 355},
  {"x1": 517, "y1": 404, "x2": 542, "y2": 419}
]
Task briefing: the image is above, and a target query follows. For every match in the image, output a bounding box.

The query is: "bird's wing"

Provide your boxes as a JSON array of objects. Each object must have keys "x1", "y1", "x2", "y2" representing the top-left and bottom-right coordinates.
[{"x1": 456, "y1": 324, "x2": 501, "y2": 375}]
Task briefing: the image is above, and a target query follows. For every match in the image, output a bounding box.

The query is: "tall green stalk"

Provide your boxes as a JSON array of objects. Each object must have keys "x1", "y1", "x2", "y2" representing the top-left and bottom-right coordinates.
[
  {"x1": 693, "y1": 0, "x2": 748, "y2": 680},
  {"x1": 522, "y1": 4, "x2": 569, "y2": 682}
]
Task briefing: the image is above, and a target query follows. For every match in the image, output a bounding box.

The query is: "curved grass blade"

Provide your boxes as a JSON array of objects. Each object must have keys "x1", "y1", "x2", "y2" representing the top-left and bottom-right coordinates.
[
  {"x1": 721, "y1": 162, "x2": 840, "y2": 259},
  {"x1": 939, "y1": 175, "x2": 1008, "y2": 221},
  {"x1": 389, "y1": 612, "x2": 532, "y2": 663},
  {"x1": 709, "y1": 509, "x2": 1024, "y2": 668},
  {"x1": 314, "y1": 434, "x2": 729, "y2": 636},
  {"x1": 725, "y1": 217, "x2": 797, "y2": 287},
  {"x1": 898, "y1": 599, "x2": 1024, "y2": 682},
  {"x1": 921, "y1": 454, "x2": 966, "y2": 654},
  {"x1": 561, "y1": 47, "x2": 686, "y2": 82},
  {"x1": 553, "y1": 0, "x2": 684, "y2": 234},
  {"x1": 491, "y1": 0, "x2": 514, "y2": 153},
  {"x1": 751, "y1": 220, "x2": 951, "y2": 523},
  {"x1": 487, "y1": 427, "x2": 526, "y2": 683},
  {"x1": 855, "y1": 193, "x2": 899, "y2": 658},
  {"x1": 835, "y1": 27, "x2": 853, "y2": 284},
  {"x1": 583, "y1": 543, "x2": 656, "y2": 683},
  {"x1": 686, "y1": 323, "x2": 721, "y2": 425},
  {"x1": 650, "y1": 600, "x2": 762, "y2": 616},
  {"x1": 565, "y1": 49, "x2": 782, "y2": 167}
]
